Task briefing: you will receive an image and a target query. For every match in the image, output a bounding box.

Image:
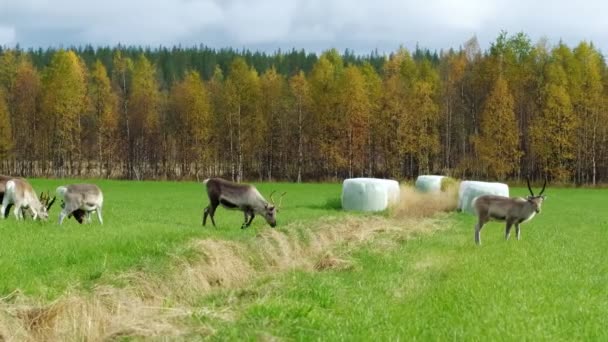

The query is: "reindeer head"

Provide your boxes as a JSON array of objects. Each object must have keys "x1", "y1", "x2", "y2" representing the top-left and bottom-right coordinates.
[
  {"x1": 526, "y1": 178, "x2": 547, "y2": 214},
  {"x1": 37, "y1": 191, "x2": 56, "y2": 220},
  {"x1": 264, "y1": 191, "x2": 287, "y2": 227}
]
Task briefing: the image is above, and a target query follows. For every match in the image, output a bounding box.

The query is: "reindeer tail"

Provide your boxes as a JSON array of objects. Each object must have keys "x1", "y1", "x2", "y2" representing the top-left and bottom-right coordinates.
[
  {"x1": 56, "y1": 186, "x2": 68, "y2": 198},
  {"x1": 203, "y1": 178, "x2": 210, "y2": 185}
]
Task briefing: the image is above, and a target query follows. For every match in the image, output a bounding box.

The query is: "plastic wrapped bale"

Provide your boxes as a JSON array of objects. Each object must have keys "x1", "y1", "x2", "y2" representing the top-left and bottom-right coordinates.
[
  {"x1": 458, "y1": 181, "x2": 509, "y2": 214},
  {"x1": 341, "y1": 178, "x2": 400, "y2": 212},
  {"x1": 415, "y1": 175, "x2": 445, "y2": 193}
]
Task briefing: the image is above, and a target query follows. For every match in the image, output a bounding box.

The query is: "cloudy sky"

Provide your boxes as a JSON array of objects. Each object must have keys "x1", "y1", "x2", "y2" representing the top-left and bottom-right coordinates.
[{"x1": 0, "y1": 0, "x2": 606, "y2": 53}]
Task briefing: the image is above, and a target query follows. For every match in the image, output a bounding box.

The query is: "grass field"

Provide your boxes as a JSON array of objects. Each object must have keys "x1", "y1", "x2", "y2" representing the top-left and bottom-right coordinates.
[
  {"x1": 194, "y1": 187, "x2": 608, "y2": 340},
  {"x1": 0, "y1": 179, "x2": 345, "y2": 298},
  {"x1": 0, "y1": 180, "x2": 606, "y2": 340}
]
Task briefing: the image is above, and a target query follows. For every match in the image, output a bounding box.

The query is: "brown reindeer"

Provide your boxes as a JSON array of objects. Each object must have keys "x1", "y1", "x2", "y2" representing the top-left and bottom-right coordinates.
[
  {"x1": 1, "y1": 178, "x2": 56, "y2": 220},
  {"x1": 472, "y1": 178, "x2": 546, "y2": 245},
  {"x1": 202, "y1": 178, "x2": 285, "y2": 229}
]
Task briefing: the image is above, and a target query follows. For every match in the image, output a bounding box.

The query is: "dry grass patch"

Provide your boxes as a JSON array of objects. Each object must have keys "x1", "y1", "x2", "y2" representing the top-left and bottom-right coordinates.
[
  {"x1": 0, "y1": 213, "x2": 450, "y2": 341},
  {"x1": 392, "y1": 184, "x2": 459, "y2": 218}
]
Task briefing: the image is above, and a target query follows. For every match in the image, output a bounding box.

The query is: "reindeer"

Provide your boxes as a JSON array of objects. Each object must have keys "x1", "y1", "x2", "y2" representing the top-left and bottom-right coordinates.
[
  {"x1": 0, "y1": 175, "x2": 14, "y2": 218},
  {"x1": 202, "y1": 178, "x2": 285, "y2": 229},
  {"x1": 0, "y1": 178, "x2": 55, "y2": 220},
  {"x1": 472, "y1": 178, "x2": 546, "y2": 245},
  {"x1": 56, "y1": 184, "x2": 104, "y2": 225}
]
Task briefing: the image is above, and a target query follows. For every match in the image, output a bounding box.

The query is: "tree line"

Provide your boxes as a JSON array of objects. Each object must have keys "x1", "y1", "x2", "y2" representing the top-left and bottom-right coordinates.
[{"x1": 0, "y1": 32, "x2": 606, "y2": 184}]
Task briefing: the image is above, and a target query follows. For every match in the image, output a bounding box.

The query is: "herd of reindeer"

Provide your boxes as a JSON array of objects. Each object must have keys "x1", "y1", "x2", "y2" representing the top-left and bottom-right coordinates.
[
  {"x1": 0, "y1": 176, "x2": 286, "y2": 229},
  {"x1": 0, "y1": 172, "x2": 547, "y2": 246}
]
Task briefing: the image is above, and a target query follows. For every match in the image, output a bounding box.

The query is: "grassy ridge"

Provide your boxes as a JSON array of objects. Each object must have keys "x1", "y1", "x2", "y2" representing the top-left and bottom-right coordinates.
[
  {"x1": 0, "y1": 179, "x2": 344, "y2": 298},
  {"x1": 200, "y1": 187, "x2": 608, "y2": 340}
]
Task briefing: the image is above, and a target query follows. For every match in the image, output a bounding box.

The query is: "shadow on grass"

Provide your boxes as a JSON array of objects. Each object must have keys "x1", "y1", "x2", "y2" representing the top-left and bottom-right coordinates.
[{"x1": 304, "y1": 197, "x2": 343, "y2": 211}]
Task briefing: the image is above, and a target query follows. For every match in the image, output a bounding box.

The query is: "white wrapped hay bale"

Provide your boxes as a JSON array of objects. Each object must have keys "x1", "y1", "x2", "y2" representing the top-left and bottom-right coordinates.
[
  {"x1": 341, "y1": 178, "x2": 400, "y2": 212},
  {"x1": 458, "y1": 181, "x2": 509, "y2": 214},
  {"x1": 415, "y1": 175, "x2": 445, "y2": 193}
]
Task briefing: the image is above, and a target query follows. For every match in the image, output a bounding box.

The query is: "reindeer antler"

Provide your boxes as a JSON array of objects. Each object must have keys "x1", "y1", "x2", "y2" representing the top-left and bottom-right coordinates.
[
  {"x1": 538, "y1": 178, "x2": 547, "y2": 196},
  {"x1": 46, "y1": 191, "x2": 56, "y2": 210},
  {"x1": 277, "y1": 192, "x2": 286, "y2": 211},
  {"x1": 526, "y1": 177, "x2": 535, "y2": 196},
  {"x1": 269, "y1": 190, "x2": 277, "y2": 205}
]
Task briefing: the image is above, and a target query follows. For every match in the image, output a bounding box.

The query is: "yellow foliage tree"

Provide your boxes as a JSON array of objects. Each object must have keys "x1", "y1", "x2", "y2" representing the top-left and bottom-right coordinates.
[
  {"x1": 129, "y1": 54, "x2": 161, "y2": 177},
  {"x1": 260, "y1": 67, "x2": 287, "y2": 180},
  {"x1": 289, "y1": 70, "x2": 311, "y2": 183},
  {"x1": 531, "y1": 60, "x2": 578, "y2": 182},
  {"x1": 472, "y1": 76, "x2": 522, "y2": 179},
  {"x1": 338, "y1": 65, "x2": 370, "y2": 178},
  {"x1": 88, "y1": 60, "x2": 118, "y2": 176},
  {"x1": 11, "y1": 58, "x2": 41, "y2": 162},
  {"x1": 224, "y1": 58, "x2": 261, "y2": 182},
  {"x1": 170, "y1": 70, "x2": 211, "y2": 176},
  {"x1": 41, "y1": 50, "x2": 87, "y2": 174},
  {"x1": 0, "y1": 90, "x2": 13, "y2": 161}
]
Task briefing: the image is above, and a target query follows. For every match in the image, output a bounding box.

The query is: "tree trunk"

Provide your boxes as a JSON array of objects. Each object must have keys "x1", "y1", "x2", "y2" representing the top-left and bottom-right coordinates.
[
  {"x1": 237, "y1": 104, "x2": 242, "y2": 183},
  {"x1": 297, "y1": 99, "x2": 303, "y2": 183}
]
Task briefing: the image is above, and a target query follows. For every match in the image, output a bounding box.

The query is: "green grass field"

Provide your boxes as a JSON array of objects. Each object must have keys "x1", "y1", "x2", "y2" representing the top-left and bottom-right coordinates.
[
  {"x1": 0, "y1": 179, "x2": 344, "y2": 298},
  {"x1": 195, "y1": 187, "x2": 608, "y2": 340},
  {"x1": 0, "y1": 181, "x2": 606, "y2": 340}
]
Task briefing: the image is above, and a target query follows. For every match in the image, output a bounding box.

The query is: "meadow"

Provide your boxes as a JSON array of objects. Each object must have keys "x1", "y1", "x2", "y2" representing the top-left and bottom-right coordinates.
[
  {"x1": 0, "y1": 179, "x2": 344, "y2": 299},
  {"x1": 0, "y1": 180, "x2": 606, "y2": 340}
]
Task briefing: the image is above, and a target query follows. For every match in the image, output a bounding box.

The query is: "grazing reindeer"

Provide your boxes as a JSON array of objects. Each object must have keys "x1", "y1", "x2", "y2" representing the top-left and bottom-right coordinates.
[
  {"x1": 202, "y1": 178, "x2": 286, "y2": 229},
  {"x1": 56, "y1": 184, "x2": 104, "y2": 225},
  {"x1": 0, "y1": 178, "x2": 55, "y2": 220},
  {"x1": 0, "y1": 175, "x2": 14, "y2": 218},
  {"x1": 472, "y1": 179, "x2": 546, "y2": 245}
]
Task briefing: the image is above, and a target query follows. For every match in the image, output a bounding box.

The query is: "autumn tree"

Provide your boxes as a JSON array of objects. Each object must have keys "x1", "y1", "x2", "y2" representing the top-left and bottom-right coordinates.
[
  {"x1": 439, "y1": 50, "x2": 467, "y2": 170},
  {"x1": 128, "y1": 54, "x2": 161, "y2": 178},
  {"x1": 359, "y1": 63, "x2": 382, "y2": 176},
  {"x1": 40, "y1": 50, "x2": 87, "y2": 176},
  {"x1": 571, "y1": 42, "x2": 604, "y2": 184},
  {"x1": 10, "y1": 58, "x2": 41, "y2": 171},
  {"x1": 260, "y1": 67, "x2": 287, "y2": 180},
  {"x1": 207, "y1": 65, "x2": 226, "y2": 177},
  {"x1": 472, "y1": 76, "x2": 522, "y2": 179},
  {"x1": 411, "y1": 60, "x2": 441, "y2": 174},
  {"x1": 309, "y1": 50, "x2": 344, "y2": 177},
  {"x1": 224, "y1": 58, "x2": 261, "y2": 182},
  {"x1": 380, "y1": 48, "x2": 416, "y2": 177},
  {"x1": 169, "y1": 70, "x2": 211, "y2": 177},
  {"x1": 338, "y1": 65, "x2": 370, "y2": 178},
  {"x1": 531, "y1": 47, "x2": 578, "y2": 182},
  {"x1": 111, "y1": 51, "x2": 133, "y2": 178},
  {"x1": 288, "y1": 70, "x2": 311, "y2": 182},
  {"x1": 0, "y1": 90, "x2": 13, "y2": 162},
  {"x1": 87, "y1": 60, "x2": 118, "y2": 176}
]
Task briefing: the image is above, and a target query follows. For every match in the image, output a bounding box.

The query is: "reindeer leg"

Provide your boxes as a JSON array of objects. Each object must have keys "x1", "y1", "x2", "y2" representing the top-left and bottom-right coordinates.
[
  {"x1": 202, "y1": 206, "x2": 210, "y2": 226},
  {"x1": 0, "y1": 196, "x2": 9, "y2": 219},
  {"x1": 97, "y1": 206, "x2": 103, "y2": 225},
  {"x1": 14, "y1": 204, "x2": 23, "y2": 220},
  {"x1": 246, "y1": 211, "x2": 255, "y2": 227},
  {"x1": 505, "y1": 221, "x2": 513, "y2": 240},
  {"x1": 241, "y1": 211, "x2": 249, "y2": 229},
  {"x1": 474, "y1": 222, "x2": 482, "y2": 245},
  {"x1": 59, "y1": 209, "x2": 70, "y2": 225},
  {"x1": 208, "y1": 202, "x2": 218, "y2": 227},
  {"x1": 516, "y1": 223, "x2": 522, "y2": 240}
]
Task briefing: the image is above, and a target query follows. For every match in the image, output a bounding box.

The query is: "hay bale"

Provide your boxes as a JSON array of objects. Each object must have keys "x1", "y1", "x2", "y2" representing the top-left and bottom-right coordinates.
[
  {"x1": 415, "y1": 175, "x2": 445, "y2": 193},
  {"x1": 458, "y1": 181, "x2": 509, "y2": 214},
  {"x1": 341, "y1": 178, "x2": 400, "y2": 212}
]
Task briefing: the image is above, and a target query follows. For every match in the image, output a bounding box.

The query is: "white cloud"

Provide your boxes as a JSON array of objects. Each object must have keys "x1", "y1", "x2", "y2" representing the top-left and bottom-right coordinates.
[
  {"x1": 0, "y1": 26, "x2": 15, "y2": 45},
  {"x1": 0, "y1": 0, "x2": 606, "y2": 52}
]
